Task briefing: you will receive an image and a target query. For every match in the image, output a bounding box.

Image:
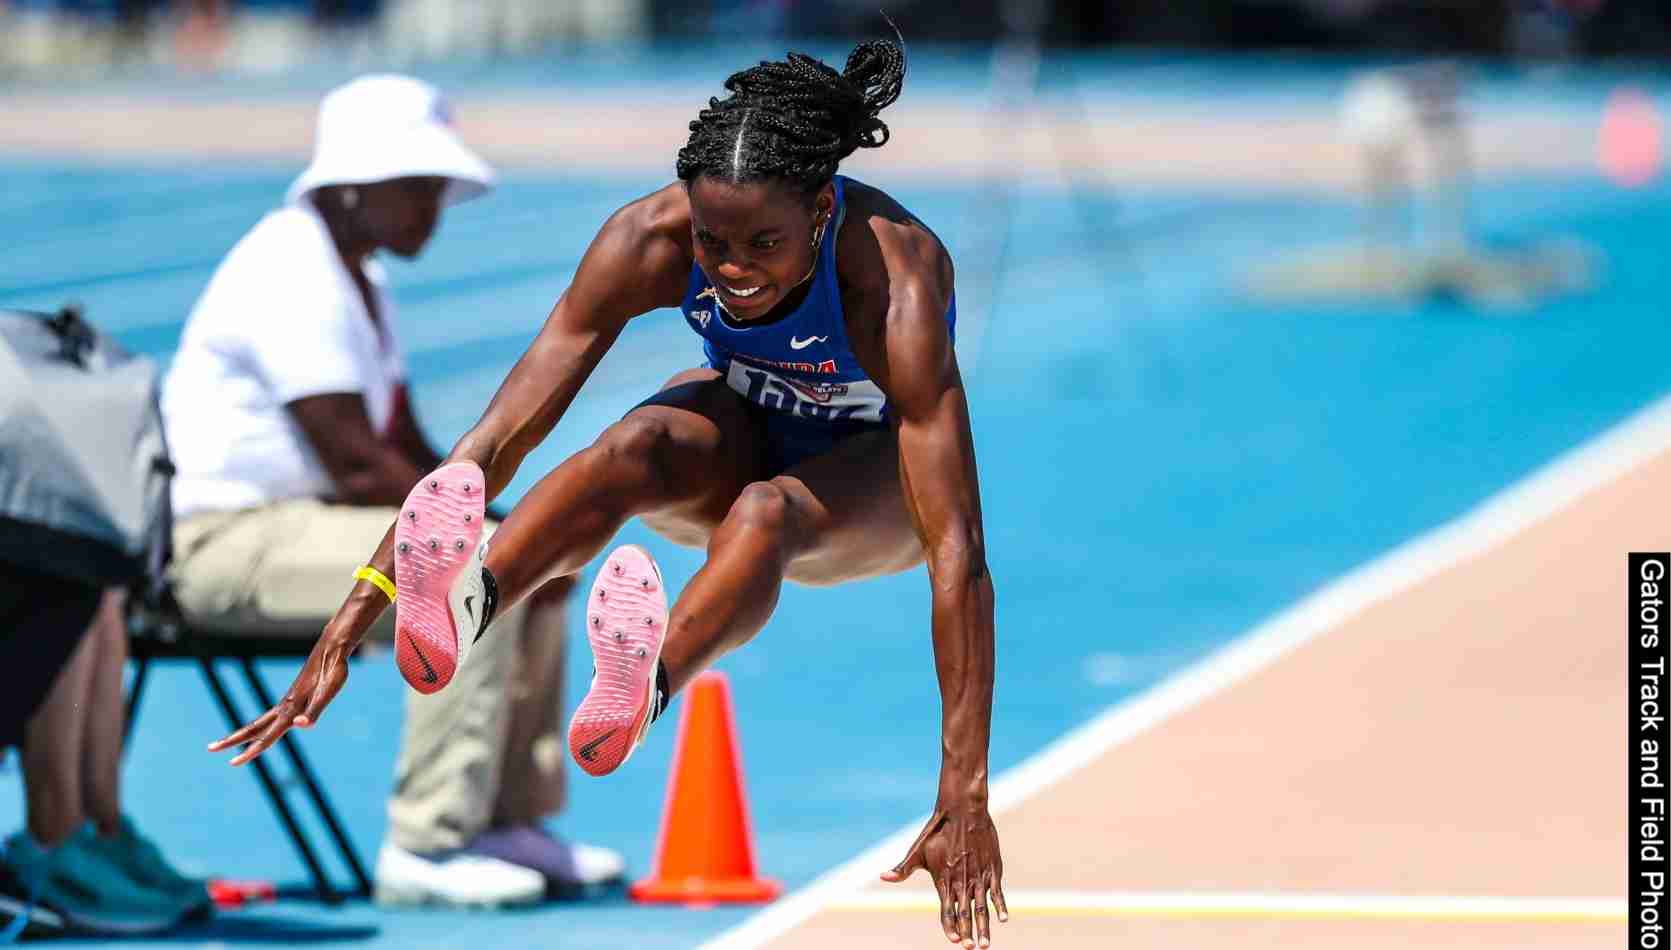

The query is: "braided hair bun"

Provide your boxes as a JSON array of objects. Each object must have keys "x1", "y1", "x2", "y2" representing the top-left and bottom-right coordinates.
[{"x1": 676, "y1": 39, "x2": 908, "y2": 191}]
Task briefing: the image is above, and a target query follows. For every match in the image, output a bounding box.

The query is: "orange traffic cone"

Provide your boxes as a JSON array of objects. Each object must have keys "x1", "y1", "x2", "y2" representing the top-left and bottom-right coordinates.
[{"x1": 630, "y1": 672, "x2": 782, "y2": 905}]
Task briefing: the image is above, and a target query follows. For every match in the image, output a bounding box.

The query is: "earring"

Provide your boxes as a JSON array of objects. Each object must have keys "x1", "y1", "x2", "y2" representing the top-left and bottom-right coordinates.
[
  {"x1": 811, "y1": 214, "x2": 828, "y2": 249},
  {"x1": 341, "y1": 187, "x2": 359, "y2": 210}
]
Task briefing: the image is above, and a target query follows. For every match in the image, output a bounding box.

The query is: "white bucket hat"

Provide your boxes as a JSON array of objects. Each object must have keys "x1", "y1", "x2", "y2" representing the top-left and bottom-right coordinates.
[{"x1": 286, "y1": 74, "x2": 495, "y2": 208}]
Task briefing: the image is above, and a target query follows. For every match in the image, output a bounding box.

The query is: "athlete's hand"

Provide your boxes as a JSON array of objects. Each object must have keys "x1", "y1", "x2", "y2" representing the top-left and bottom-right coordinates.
[
  {"x1": 881, "y1": 803, "x2": 1008, "y2": 947},
  {"x1": 206, "y1": 627, "x2": 354, "y2": 765}
]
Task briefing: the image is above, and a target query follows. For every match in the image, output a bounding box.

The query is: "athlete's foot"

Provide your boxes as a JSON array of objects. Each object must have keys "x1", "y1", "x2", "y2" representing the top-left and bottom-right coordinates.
[
  {"x1": 568, "y1": 544, "x2": 667, "y2": 776},
  {"x1": 393, "y1": 462, "x2": 487, "y2": 694}
]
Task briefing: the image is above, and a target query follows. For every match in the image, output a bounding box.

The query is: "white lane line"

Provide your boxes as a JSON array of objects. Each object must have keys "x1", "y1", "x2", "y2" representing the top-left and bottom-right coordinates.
[{"x1": 828, "y1": 890, "x2": 1626, "y2": 923}]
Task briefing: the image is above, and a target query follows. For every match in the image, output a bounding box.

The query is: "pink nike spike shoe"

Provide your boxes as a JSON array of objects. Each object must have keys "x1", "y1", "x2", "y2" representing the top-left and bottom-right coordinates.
[
  {"x1": 569, "y1": 544, "x2": 667, "y2": 776},
  {"x1": 393, "y1": 462, "x2": 486, "y2": 694}
]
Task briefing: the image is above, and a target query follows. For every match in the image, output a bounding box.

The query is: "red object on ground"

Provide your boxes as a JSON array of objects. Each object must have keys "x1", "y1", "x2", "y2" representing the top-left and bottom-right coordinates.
[
  {"x1": 629, "y1": 672, "x2": 782, "y2": 905},
  {"x1": 207, "y1": 879, "x2": 277, "y2": 908}
]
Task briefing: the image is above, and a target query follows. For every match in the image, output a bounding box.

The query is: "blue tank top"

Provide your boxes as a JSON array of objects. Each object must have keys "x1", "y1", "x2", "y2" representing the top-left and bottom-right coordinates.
[{"x1": 678, "y1": 175, "x2": 956, "y2": 426}]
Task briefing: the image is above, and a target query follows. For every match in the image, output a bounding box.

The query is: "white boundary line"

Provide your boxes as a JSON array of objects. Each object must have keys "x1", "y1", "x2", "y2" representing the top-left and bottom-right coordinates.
[
  {"x1": 828, "y1": 890, "x2": 1627, "y2": 923},
  {"x1": 701, "y1": 393, "x2": 1671, "y2": 949}
]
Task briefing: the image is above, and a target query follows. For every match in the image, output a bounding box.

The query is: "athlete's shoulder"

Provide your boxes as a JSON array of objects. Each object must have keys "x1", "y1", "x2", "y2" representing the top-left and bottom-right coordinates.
[
  {"x1": 566, "y1": 183, "x2": 693, "y2": 319},
  {"x1": 837, "y1": 179, "x2": 953, "y2": 308},
  {"x1": 603, "y1": 182, "x2": 694, "y2": 259}
]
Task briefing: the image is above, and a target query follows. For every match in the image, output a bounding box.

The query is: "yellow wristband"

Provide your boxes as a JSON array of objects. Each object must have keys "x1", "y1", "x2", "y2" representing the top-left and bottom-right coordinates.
[{"x1": 354, "y1": 565, "x2": 397, "y2": 603}]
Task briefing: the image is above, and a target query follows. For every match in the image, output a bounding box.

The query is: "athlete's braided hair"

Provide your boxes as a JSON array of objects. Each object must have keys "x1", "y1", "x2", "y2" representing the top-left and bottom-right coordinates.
[{"x1": 676, "y1": 39, "x2": 906, "y2": 194}]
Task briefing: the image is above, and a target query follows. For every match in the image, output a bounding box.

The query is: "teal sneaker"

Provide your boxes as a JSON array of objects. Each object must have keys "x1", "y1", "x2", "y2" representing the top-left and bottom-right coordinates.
[
  {"x1": 0, "y1": 863, "x2": 65, "y2": 941},
  {"x1": 2, "y1": 830, "x2": 185, "y2": 935},
  {"x1": 69, "y1": 817, "x2": 211, "y2": 917}
]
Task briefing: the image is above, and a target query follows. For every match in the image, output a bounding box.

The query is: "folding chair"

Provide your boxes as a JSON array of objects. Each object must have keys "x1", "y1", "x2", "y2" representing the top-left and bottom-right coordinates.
[{"x1": 124, "y1": 594, "x2": 373, "y2": 905}]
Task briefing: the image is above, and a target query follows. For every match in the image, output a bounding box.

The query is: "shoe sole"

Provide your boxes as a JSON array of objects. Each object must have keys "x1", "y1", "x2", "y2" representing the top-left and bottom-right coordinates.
[
  {"x1": 372, "y1": 884, "x2": 541, "y2": 910},
  {"x1": 393, "y1": 462, "x2": 485, "y2": 694},
  {"x1": 52, "y1": 903, "x2": 183, "y2": 936},
  {"x1": 568, "y1": 544, "x2": 666, "y2": 776},
  {"x1": 0, "y1": 893, "x2": 63, "y2": 937}
]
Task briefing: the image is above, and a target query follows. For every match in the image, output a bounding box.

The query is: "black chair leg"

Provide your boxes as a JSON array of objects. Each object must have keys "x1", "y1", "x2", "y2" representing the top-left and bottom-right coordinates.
[
  {"x1": 238, "y1": 658, "x2": 374, "y2": 899},
  {"x1": 122, "y1": 656, "x2": 151, "y2": 748},
  {"x1": 196, "y1": 658, "x2": 343, "y2": 905}
]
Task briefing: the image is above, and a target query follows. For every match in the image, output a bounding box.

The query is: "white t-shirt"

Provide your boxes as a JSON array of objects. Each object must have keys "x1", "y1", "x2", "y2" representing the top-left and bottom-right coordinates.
[{"x1": 163, "y1": 202, "x2": 406, "y2": 519}]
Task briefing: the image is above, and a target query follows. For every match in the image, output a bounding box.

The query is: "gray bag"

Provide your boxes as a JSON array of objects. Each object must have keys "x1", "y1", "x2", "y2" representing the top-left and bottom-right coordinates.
[{"x1": 0, "y1": 306, "x2": 172, "y2": 588}]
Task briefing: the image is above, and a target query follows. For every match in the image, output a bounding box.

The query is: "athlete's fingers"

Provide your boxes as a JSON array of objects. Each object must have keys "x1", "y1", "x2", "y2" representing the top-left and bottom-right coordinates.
[
  {"x1": 229, "y1": 738, "x2": 271, "y2": 766},
  {"x1": 931, "y1": 871, "x2": 958, "y2": 943},
  {"x1": 990, "y1": 870, "x2": 1009, "y2": 924},
  {"x1": 229, "y1": 714, "x2": 293, "y2": 766},
  {"x1": 881, "y1": 844, "x2": 923, "y2": 883},
  {"x1": 228, "y1": 731, "x2": 279, "y2": 766},
  {"x1": 207, "y1": 708, "x2": 277, "y2": 751},
  {"x1": 957, "y1": 891, "x2": 973, "y2": 948},
  {"x1": 882, "y1": 812, "x2": 941, "y2": 882},
  {"x1": 973, "y1": 878, "x2": 991, "y2": 948},
  {"x1": 950, "y1": 853, "x2": 973, "y2": 948}
]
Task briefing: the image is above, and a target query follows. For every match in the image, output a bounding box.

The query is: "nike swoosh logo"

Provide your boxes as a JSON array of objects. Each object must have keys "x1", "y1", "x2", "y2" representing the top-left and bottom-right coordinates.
[
  {"x1": 405, "y1": 634, "x2": 440, "y2": 684},
  {"x1": 577, "y1": 729, "x2": 616, "y2": 762},
  {"x1": 789, "y1": 335, "x2": 828, "y2": 350},
  {"x1": 464, "y1": 594, "x2": 490, "y2": 644}
]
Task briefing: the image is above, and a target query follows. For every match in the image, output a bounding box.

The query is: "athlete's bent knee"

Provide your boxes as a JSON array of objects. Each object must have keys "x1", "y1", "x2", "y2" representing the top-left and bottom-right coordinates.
[
  {"x1": 725, "y1": 481, "x2": 796, "y2": 543},
  {"x1": 588, "y1": 414, "x2": 673, "y2": 496},
  {"x1": 597, "y1": 413, "x2": 671, "y2": 460}
]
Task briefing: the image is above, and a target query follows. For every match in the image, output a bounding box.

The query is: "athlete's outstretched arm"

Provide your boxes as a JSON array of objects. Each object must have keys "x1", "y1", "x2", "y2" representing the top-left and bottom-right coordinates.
[
  {"x1": 450, "y1": 196, "x2": 693, "y2": 500},
  {"x1": 850, "y1": 224, "x2": 1005, "y2": 947},
  {"x1": 211, "y1": 188, "x2": 694, "y2": 765}
]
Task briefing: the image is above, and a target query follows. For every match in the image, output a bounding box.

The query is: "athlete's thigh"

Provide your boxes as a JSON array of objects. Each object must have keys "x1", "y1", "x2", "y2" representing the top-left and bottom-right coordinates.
[
  {"x1": 631, "y1": 367, "x2": 772, "y2": 546},
  {"x1": 772, "y1": 427, "x2": 925, "y2": 586}
]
